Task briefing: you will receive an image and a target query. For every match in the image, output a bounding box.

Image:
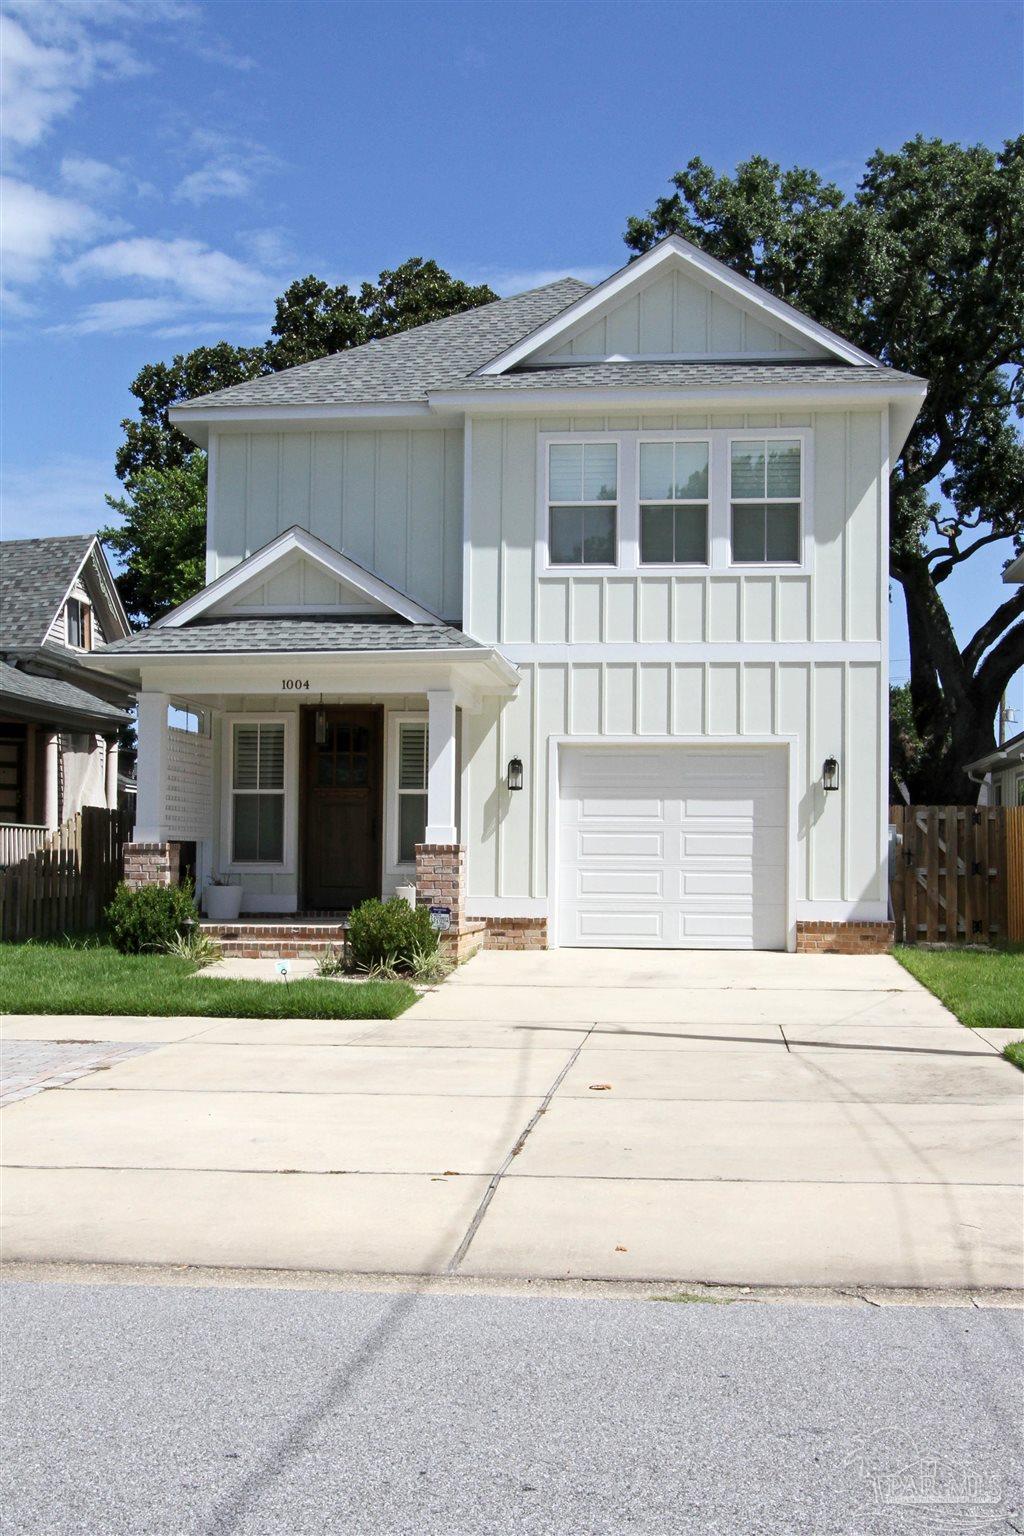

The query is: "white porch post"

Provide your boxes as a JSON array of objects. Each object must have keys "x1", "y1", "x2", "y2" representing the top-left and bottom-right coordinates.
[
  {"x1": 425, "y1": 689, "x2": 458, "y2": 844},
  {"x1": 43, "y1": 731, "x2": 60, "y2": 829},
  {"x1": 104, "y1": 736, "x2": 120, "y2": 811},
  {"x1": 135, "y1": 691, "x2": 169, "y2": 842}
]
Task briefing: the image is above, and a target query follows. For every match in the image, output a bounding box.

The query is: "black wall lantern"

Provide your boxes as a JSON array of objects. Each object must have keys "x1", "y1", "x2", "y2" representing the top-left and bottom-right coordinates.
[
  {"x1": 507, "y1": 756, "x2": 524, "y2": 792},
  {"x1": 822, "y1": 755, "x2": 840, "y2": 793}
]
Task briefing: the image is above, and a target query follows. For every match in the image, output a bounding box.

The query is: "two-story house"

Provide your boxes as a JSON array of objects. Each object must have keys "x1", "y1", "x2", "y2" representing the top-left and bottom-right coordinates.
[
  {"x1": 1, "y1": 535, "x2": 132, "y2": 845},
  {"x1": 90, "y1": 237, "x2": 926, "y2": 953}
]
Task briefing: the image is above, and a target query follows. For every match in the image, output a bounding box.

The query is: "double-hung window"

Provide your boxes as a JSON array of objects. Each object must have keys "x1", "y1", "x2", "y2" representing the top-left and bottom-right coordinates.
[
  {"x1": 548, "y1": 442, "x2": 617, "y2": 565},
  {"x1": 396, "y1": 721, "x2": 428, "y2": 864},
  {"x1": 730, "y1": 439, "x2": 802, "y2": 563},
  {"x1": 66, "y1": 598, "x2": 91, "y2": 649},
  {"x1": 639, "y1": 441, "x2": 710, "y2": 564},
  {"x1": 231, "y1": 722, "x2": 285, "y2": 863}
]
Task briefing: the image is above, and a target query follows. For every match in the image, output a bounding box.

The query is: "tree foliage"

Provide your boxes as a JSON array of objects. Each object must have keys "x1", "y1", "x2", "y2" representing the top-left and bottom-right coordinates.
[
  {"x1": 627, "y1": 138, "x2": 1024, "y2": 802},
  {"x1": 107, "y1": 259, "x2": 497, "y2": 623},
  {"x1": 101, "y1": 454, "x2": 207, "y2": 624}
]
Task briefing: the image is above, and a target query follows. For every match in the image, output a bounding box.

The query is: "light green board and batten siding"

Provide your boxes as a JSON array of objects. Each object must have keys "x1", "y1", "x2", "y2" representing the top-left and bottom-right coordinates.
[
  {"x1": 464, "y1": 411, "x2": 884, "y2": 646},
  {"x1": 535, "y1": 269, "x2": 827, "y2": 360},
  {"x1": 210, "y1": 428, "x2": 464, "y2": 620}
]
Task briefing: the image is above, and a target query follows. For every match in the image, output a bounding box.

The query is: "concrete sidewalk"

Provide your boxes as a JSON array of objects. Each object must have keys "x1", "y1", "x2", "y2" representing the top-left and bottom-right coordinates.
[{"x1": 2, "y1": 950, "x2": 1022, "y2": 1288}]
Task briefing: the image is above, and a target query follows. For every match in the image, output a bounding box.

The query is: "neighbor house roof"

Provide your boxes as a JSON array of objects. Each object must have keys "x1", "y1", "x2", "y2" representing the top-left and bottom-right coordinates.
[
  {"x1": 964, "y1": 730, "x2": 1024, "y2": 778},
  {"x1": 0, "y1": 660, "x2": 129, "y2": 725},
  {"x1": 0, "y1": 534, "x2": 96, "y2": 649},
  {"x1": 97, "y1": 618, "x2": 485, "y2": 655},
  {"x1": 173, "y1": 279, "x2": 592, "y2": 410}
]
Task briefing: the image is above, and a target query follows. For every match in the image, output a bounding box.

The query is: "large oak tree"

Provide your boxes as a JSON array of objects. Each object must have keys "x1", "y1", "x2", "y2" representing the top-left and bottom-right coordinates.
[{"x1": 626, "y1": 137, "x2": 1024, "y2": 803}]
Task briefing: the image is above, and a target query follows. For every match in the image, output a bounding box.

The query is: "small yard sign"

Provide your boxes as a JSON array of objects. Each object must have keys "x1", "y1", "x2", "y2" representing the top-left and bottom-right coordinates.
[{"x1": 428, "y1": 905, "x2": 452, "y2": 932}]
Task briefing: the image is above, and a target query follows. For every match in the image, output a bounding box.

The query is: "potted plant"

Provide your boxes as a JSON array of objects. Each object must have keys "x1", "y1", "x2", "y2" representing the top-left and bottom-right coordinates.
[{"x1": 203, "y1": 875, "x2": 242, "y2": 922}]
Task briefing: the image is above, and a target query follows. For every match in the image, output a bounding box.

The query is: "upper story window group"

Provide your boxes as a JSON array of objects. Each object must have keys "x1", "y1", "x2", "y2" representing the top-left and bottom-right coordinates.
[{"x1": 543, "y1": 430, "x2": 808, "y2": 572}]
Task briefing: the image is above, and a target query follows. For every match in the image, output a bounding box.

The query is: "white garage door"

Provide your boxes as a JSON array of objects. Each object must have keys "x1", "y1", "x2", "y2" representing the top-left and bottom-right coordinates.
[{"x1": 557, "y1": 746, "x2": 788, "y2": 950}]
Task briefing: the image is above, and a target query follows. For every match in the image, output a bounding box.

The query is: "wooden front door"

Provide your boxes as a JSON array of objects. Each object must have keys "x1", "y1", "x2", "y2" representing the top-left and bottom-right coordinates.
[{"x1": 302, "y1": 706, "x2": 382, "y2": 910}]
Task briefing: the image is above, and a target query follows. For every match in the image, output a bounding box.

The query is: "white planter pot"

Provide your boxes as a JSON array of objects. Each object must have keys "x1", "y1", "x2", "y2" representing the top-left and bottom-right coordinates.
[
  {"x1": 395, "y1": 883, "x2": 417, "y2": 910},
  {"x1": 204, "y1": 884, "x2": 242, "y2": 922}
]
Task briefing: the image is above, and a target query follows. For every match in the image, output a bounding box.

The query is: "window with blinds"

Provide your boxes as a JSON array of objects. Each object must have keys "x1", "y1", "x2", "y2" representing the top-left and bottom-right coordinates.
[
  {"x1": 729, "y1": 439, "x2": 802, "y2": 564},
  {"x1": 548, "y1": 442, "x2": 617, "y2": 565},
  {"x1": 397, "y1": 721, "x2": 428, "y2": 864},
  {"x1": 231, "y1": 722, "x2": 285, "y2": 863},
  {"x1": 639, "y1": 441, "x2": 710, "y2": 565}
]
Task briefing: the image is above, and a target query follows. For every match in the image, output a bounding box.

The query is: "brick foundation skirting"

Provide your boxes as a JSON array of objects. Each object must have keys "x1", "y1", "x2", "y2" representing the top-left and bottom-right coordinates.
[
  {"x1": 795, "y1": 920, "x2": 894, "y2": 955},
  {"x1": 479, "y1": 917, "x2": 549, "y2": 951}
]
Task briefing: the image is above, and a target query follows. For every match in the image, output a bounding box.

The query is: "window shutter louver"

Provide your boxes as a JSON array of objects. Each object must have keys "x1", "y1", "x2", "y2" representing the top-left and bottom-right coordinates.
[{"x1": 399, "y1": 723, "x2": 428, "y2": 790}]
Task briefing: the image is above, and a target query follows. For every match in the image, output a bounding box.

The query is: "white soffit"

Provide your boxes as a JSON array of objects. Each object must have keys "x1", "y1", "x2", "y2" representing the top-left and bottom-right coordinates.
[{"x1": 477, "y1": 236, "x2": 881, "y2": 374}]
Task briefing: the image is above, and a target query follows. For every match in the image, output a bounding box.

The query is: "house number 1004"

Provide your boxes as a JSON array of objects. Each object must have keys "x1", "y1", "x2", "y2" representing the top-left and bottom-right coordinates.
[{"x1": 281, "y1": 679, "x2": 310, "y2": 690}]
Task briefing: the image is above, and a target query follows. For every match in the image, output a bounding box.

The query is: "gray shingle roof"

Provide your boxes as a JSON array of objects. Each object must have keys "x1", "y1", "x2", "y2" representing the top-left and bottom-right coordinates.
[
  {"x1": 441, "y1": 361, "x2": 925, "y2": 392},
  {"x1": 176, "y1": 280, "x2": 592, "y2": 409},
  {"x1": 1, "y1": 535, "x2": 95, "y2": 649},
  {"x1": 0, "y1": 661, "x2": 129, "y2": 723},
  {"x1": 98, "y1": 619, "x2": 483, "y2": 655}
]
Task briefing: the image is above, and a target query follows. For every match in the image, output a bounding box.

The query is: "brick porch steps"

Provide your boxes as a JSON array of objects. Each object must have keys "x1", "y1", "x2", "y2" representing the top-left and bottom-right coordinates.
[{"x1": 200, "y1": 918, "x2": 348, "y2": 960}]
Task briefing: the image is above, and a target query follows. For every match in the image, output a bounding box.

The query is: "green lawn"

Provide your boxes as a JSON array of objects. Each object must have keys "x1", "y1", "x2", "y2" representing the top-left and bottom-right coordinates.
[
  {"x1": 1004, "y1": 1042, "x2": 1024, "y2": 1073},
  {"x1": 0, "y1": 944, "x2": 415, "y2": 1019},
  {"x1": 894, "y1": 945, "x2": 1024, "y2": 1031}
]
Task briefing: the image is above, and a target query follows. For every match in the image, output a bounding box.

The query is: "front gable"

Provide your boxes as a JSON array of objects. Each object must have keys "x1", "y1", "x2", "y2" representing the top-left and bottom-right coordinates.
[
  {"x1": 479, "y1": 235, "x2": 878, "y2": 373},
  {"x1": 157, "y1": 525, "x2": 445, "y2": 629}
]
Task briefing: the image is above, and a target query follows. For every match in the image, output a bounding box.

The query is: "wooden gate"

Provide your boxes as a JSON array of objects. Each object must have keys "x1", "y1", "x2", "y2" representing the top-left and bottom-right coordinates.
[
  {"x1": 0, "y1": 807, "x2": 131, "y2": 942},
  {"x1": 889, "y1": 804, "x2": 1024, "y2": 945}
]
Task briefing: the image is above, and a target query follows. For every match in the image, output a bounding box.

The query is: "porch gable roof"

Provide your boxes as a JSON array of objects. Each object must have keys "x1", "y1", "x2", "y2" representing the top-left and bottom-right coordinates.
[
  {"x1": 97, "y1": 617, "x2": 483, "y2": 655},
  {"x1": 155, "y1": 525, "x2": 446, "y2": 629}
]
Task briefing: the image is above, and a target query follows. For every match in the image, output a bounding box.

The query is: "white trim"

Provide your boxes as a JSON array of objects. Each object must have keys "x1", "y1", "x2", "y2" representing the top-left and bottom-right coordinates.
[
  {"x1": 795, "y1": 900, "x2": 888, "y2": 922},
  {"x1": 219, "y1": 712, "x2": 298, "y2": 876},
  {"x1": 430, "y1": 381, "x2": 926, "y2": 414},
  {"x1": 425, "y1": 689, "x2": 458, "y2": 843},
  {"x1": 156, "y1": 525, "x2": 445, "y2": 628},
  {"x1": 545, "y1": 734, "x2": 797, "y2": 952},
  {"x1": 466, "y1": 897, "x2": 549, "y2": 918},
  {"x1": 498, "y1": 642, "x2": 882, "y2": 663},
  {"x1": 205, "y1": 434, "x2": 218, "y2": 584},
  {"x1": 386, "y1": 710, "x2": 429, "y2": 873},
  {"x1": 477, "y1": 237, "x2": 882, "y2": 375}
]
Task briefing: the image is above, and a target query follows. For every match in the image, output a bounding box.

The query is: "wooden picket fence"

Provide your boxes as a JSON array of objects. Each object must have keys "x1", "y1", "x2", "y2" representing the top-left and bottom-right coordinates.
[
  {"x1": 0, "y1": 807, "x2": 131, "y2": 942},
  {"x1": 889, "y1": 804, "x2": 1024, "y2": 946}
]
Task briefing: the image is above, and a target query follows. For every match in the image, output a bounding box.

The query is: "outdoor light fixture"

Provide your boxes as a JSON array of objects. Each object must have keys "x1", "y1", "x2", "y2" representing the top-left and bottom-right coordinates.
[
  {"x1": 507, "y1": 756, "x2": 524, "y2": 792},
  {"x1": 315, "y1": 697, "x2": 328, "y2": 746},
  {"x1": 822, "y1": 756, "x2": 840, "y2": 793}
]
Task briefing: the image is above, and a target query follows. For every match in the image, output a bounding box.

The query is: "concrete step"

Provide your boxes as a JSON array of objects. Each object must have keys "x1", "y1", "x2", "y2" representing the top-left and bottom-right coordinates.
[{"x1": 200, "y1": 920, "x2": 348, "y2": 961}]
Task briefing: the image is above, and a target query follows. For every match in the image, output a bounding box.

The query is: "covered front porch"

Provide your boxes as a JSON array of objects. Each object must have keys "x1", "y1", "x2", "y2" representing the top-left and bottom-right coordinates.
[{"x1": 92, "y1": 640, "x2": 517, "y2": 948}]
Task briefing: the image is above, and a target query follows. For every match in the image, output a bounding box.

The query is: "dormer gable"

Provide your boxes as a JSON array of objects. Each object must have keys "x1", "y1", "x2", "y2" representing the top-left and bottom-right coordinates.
[
  {"x1": 478, "y1": 235, "x2": 879, "y2": 374},
  {"x1": 155, "y1": 526, "x2": 446, "y2": 629}
]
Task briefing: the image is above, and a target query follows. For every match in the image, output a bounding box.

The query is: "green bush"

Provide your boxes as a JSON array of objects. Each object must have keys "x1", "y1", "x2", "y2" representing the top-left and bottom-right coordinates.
[
  {"x1": 348, "y1": 897, "x2": 438, "y2": 971},
  {"x1": 105, "y1": 880, "x2": 197, "y2": 955}
]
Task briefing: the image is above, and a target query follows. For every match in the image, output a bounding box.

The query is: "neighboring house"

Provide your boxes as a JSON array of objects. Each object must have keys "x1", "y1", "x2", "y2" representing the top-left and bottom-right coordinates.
[
  {"x1": 965, "y1": 731, "x2": 1024, "y2": 807},
  {"x1": 0, "y1": 535, "x2": 133, "y2": 839},
  {"x1": 88, "y1": 236, "x2": 927, "y2": 953}
]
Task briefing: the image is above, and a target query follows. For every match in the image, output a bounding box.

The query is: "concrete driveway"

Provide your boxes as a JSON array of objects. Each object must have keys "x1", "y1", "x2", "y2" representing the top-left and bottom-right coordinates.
[{"x1": 3, "y1": 950, "x2": 1022, "y2": 1289}]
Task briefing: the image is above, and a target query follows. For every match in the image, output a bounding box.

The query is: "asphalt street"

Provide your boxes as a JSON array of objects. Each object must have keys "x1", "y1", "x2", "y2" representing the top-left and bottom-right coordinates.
[{"x1": 2, "y1": 1280, "x2": 1021, "y2": 1534}]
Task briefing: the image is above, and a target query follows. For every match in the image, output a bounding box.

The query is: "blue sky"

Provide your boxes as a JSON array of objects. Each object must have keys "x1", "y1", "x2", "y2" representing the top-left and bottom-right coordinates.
[{"x1": 2, "y1": 0, "x2": 1021, "y2": 714}]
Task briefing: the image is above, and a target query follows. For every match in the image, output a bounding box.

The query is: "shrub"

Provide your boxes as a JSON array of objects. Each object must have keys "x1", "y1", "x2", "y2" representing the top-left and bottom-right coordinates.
[
  {"x1": 348, "y1": 898, "x2": 438, "y2": 971},
  {"x1": 105, "y1": 880, "x2": 197, "y2": 955}
]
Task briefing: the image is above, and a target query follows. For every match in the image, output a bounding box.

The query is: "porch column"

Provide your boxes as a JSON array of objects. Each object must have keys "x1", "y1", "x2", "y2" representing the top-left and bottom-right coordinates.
[
  {"x1": 425, "y1": 689, "x2": 458, "y2": 844},
  {"x1": 43, "y1": 731, "x2": 59, "y2": 829},
  {"x1": 104, "y1": 735, "x2": 119, "y2": 811},
  {"x1": 135, "y1": 691, "x2": 169, "y2": 842}
]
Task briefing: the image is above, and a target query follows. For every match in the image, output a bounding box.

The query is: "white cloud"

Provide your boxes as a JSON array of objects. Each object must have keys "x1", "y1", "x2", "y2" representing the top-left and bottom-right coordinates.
[
  {"x1": 63, "y1": 236, "x2": 273, "y2": 311},
  {"x1": 59, "y1": 153, "x2": 126, "y2": 198},
  {"x1": 175, "y1": 162, "x2": 253, "y2": 204},
  {"x1": 0, "y1": 175, "x2": 109, "y2": 285},
  {"x1": 0, "y1": 453, "x2": 120, "y2": 540},
  {"x1": 0, "y1": 12, "x2": 145, "y2": 148},
  {"x1": 48, "y1": 296, "x2": 185, "y2": 335}
]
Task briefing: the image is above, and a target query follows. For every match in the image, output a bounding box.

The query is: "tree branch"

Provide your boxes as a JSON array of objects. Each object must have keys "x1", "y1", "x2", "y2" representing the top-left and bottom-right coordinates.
[
  {"x1": 963, "y1": 585, "x2": 1024, "y2": 675},
  {"x1": 975, "y1": 618, "x2": 1024, "y2": 713},
  {"x1": 930, "y1": 530, "x2": 1018, "y2": 584}
]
